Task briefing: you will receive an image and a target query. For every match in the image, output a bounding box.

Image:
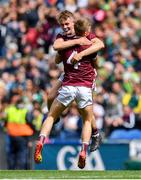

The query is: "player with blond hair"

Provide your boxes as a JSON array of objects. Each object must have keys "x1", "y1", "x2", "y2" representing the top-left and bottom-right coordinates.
[{"x1": 34, "y1": 11, "x2": 104, "y2": 169}]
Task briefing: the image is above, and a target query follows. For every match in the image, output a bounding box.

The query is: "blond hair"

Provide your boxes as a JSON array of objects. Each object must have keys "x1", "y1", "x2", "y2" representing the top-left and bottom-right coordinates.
[
  {"x1": 57, "y1": 10, "x2": 74, "y2": 24},
  {"x1": 74, "y1": 18, "x2": 92, "y2": 36}
]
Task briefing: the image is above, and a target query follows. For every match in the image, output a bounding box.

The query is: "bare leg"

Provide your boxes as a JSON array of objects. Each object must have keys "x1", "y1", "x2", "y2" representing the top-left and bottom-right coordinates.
[
  {"x1": 78, "y1": 103, "x2": 101, "y2": 152},
  {"x1": 34, "y1": 99, "x2": 66, "y2": 163},
  {"x1": 90, "y1": 114, "x2": 102, "y2": 152},
  {"x1": 91, "y1": 115, "x2": 97, "y2": 130},
  {"x1": 47, "y1": 80, "x2": 62, "y2": 110},
  {"x1": 40, "y1": 99, "x2": 66, "y2": 137},
  {"x1": 77, "y1": 105, "x2": 93, "y2": 169},
  {"x1": 79, "y1": 105, "x2": 92, "y2": 143}
]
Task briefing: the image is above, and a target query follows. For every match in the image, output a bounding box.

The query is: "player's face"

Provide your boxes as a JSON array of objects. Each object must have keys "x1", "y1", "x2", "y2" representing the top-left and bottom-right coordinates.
[{"x1": 60, "y1": 17, "x2": 75, "y2": 36}]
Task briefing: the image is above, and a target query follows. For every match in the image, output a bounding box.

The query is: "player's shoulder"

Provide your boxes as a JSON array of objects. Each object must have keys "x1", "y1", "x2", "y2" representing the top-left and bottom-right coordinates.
[
  {"x1": 56, "y1": 33, "x2": 76, "y2": 40},
  {"x1": 87, "y1": 32, "x2": 96, "y2": 40},
  {"x1": 56, "y1": 32, "x2": 65, "y2": 39}
]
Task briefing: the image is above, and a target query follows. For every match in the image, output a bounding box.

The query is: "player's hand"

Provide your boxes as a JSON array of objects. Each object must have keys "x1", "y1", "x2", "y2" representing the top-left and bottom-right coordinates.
[
  {"x1": 71, "y1": 53, "x2": 82, "y2": 64},
  {"x1": 78, "y1": 37, "x2": 92, "y2": 46}
]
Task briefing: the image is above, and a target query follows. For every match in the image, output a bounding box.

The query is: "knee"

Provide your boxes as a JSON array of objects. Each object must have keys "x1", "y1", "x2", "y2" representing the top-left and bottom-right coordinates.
[
  {"x1": 83, "y1": 118, "x2": 92, "y2": 123},
  {"x1": 82, "y1": 112, "x2": 93, "y2": 123},
  {"x1": 47, "y1": 113, "x2": 57, "y2": 122},
  {"x1": 48, "y1": 93, "x2": 56, "y2": 102}
]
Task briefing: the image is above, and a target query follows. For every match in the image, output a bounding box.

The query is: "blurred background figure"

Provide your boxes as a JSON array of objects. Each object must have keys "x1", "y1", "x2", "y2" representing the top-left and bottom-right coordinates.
[
  {"x1": 60, "y1": 102, "x2": 82, "y2": 140},
  {"x1": 0, "y1": 91, "x2": 34, "y2": 169}
]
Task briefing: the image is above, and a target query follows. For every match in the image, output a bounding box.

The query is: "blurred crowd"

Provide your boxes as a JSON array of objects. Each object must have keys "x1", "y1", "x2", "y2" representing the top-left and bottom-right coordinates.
[{"x1": 0, "y1": 0, "x2": 141, "y2": 143}]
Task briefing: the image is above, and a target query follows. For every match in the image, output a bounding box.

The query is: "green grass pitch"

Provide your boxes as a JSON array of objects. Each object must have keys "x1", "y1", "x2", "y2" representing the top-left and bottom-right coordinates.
[{"x1": 0, "y1": 170, "x2": 141, "y2": 179}]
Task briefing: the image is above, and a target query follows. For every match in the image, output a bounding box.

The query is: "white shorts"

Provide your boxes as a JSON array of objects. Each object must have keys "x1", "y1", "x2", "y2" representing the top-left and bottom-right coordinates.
[
  {"x1": 58, "y1": 72, "x2": 97, "y2": 91},
  {"x1": 57, "y1": 86, "x2": 93, "y2": 109},
  {"x1": 58, "y1": 73, "x2": 64, "y2": 82}
]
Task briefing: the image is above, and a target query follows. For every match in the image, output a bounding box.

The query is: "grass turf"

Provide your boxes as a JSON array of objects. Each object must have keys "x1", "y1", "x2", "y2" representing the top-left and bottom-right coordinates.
[{"x1": 0, "y1": 170, "x2": 141, "y2": 179}]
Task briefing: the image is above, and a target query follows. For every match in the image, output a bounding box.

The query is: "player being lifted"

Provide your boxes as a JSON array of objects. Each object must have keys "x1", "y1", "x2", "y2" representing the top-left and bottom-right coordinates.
[
  {"x1": 55, "y1": 17, "x2": 102, "y2": 154},
  {"x1": 52, "y1": 11, "x2": 104, "y2": 152},
  {"x1": 34, "y1": 15, "x2": 104, "y2": 169},
  {"x1": 48, "y1": 10, "x2": 104, "y2": 152}
]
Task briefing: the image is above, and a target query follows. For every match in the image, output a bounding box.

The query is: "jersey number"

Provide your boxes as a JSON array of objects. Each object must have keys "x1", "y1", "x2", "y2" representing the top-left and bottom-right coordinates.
[{"x1": 66, "y1": 51, "x2": 81, "y2": 69}]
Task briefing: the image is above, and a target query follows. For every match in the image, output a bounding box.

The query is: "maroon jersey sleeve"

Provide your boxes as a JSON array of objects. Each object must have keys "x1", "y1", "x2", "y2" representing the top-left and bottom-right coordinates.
[
  {"x1": 86, "y1": 32, "x2": 97, "y2": 59},
  {"x1": 76, "y1": 32, "x2": 97, "y2": 58},
  {"x1": 55, "y1": 33, "x2": 76, "y2": 55},
  {"x1": 56, "y1": 33, "x2": 63, "y2": 40},
  {"x1": 87, "y1": 32, "x2": 96, "y2": 40}
]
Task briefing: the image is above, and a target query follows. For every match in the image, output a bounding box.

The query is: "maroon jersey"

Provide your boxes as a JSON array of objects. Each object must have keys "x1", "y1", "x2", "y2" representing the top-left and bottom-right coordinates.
[{"x1": 56, "y1": 32, "x2": 97, "y2": 88}]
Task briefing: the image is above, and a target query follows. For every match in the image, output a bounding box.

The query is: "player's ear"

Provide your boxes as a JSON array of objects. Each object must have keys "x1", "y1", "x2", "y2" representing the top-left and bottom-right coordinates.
[{"x1": 84, "y1": 32, "x2": 89, "y2": 36}]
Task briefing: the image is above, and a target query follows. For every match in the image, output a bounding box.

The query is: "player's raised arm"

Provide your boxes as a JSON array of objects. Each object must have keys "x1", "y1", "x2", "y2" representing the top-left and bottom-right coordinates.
[
  {"x1": 53, "y1": 38, "x2": 79, "y2": 51},
  {"x1": 53, "y1": 36, "x2": 92, "y2": 51},
  {"x1": 71, "y1": 18, "x2": 105, "y2": 64},
  {"x1": 79, "y1": 37, "x2": 105, "y2": 58},
  {"x1": 72, "y1": 38, "x2": 104, "y2": 63}
]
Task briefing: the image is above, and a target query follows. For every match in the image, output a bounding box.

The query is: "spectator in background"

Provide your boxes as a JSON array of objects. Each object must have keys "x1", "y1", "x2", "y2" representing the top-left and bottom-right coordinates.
[
  {"x1": 135, "y1": 48, "x2": 141, "y2": 72},
  {"x1": 60, "y1": 102, "x2": 82, "y2": 140},
  {"x1": 104, "y1": 93, "x2": 123, "y2": 137},
  {"x1": 0, "y1": 23, "x2": 7, "y2": 57},
  {"x1": 109, "y1": 105, "x2": 136, "y2": 140},
  {"x1": 93, "y1": 93, "x2": 105, "y2": 132},
  {"x1": 0, "y1": 91, "x2": 34, "y2": 169},
  {"x1": 32, "y1": 105, "x2": 43, "y2": 135},
  {"x1": 111, "y1": 81, "x2": 124, "y2": 102}
]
